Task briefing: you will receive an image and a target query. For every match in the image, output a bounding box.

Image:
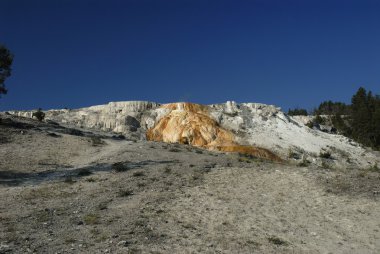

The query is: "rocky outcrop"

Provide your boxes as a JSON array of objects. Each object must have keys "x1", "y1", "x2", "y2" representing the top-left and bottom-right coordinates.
[{"x1": 146, "y1": 102, "x2": 282, "y2": 161}]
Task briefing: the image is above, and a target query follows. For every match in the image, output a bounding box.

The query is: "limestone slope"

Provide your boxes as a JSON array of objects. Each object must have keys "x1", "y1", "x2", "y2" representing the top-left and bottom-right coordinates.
[
  {"x1": 146, "y1": 103, "x2": 282, "y2": 162},
  {"x1": 7, "y1": 100, "x2": 380, "y2": 167}
]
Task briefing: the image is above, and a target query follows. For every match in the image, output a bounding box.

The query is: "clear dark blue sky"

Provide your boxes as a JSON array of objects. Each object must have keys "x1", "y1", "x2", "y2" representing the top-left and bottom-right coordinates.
[{"x1": 1, "y1": 0, "x2": 379, "y2": 111}]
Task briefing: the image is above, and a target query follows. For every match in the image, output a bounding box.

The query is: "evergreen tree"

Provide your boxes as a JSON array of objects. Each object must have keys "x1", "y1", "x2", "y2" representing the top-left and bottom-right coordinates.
[
  {"x1": 351, "y1": 87, "x2": 380, "y2": 148},
  {"x1": 0, "y1": 44, "x2": 13, "y2": 97},
  {"x1": 314, "y1": 100, "x2": 351, "y2": 115},
  {"x1": 371, "y1": 96, "x2": 380, "y2": 148},
  {"x1": 288, "y1": 108, "x2": 308, "y2": 116}
]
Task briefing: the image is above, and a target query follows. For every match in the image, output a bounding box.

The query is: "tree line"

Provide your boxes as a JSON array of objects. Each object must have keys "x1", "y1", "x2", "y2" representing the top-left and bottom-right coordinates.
[{"x1": 288, "y1": 87, "x2": 380, "y2": 149}]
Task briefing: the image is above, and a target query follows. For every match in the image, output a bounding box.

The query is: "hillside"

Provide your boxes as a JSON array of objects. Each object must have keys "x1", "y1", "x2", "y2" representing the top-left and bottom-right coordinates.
[
  {"x1": 8, "y1": 101, "x2": 380, "y2": 168},
  {"x1": 1, "y1": 102, "x2": 380, "y2": 253}
]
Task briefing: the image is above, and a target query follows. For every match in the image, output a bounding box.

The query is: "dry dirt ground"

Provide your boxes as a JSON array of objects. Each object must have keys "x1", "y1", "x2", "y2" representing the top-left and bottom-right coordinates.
[{"x1": 0, "y1": 115, "x2": 379, "y2": 254}]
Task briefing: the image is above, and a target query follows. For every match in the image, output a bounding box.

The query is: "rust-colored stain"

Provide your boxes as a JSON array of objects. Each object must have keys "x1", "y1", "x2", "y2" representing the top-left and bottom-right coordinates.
[{"x1": 146, "y1": 102, "x2": 282, "y2": 162}]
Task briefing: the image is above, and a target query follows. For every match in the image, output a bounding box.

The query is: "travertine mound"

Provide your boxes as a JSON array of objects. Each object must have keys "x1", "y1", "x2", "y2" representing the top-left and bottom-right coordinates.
[
  {"x1": 146, "y1": 103, "x2": 282, "y2": 161},
  {"x1": 6, "y1": 100, "x2": 380, "y2": 167}
]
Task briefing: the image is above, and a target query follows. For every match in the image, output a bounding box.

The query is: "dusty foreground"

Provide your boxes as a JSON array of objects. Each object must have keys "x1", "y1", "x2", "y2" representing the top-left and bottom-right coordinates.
[{"x1": 0, "y1": 116, "x2": 379, "y2": 253}]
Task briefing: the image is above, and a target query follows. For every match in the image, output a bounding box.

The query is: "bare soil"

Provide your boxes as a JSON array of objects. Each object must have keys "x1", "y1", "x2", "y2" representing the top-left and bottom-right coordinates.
[{"x1": 0, "y1": 115, "x2": 379, "y2": 253}]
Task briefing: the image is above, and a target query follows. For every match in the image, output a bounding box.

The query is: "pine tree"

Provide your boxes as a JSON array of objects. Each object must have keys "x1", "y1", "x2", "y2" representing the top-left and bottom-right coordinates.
[
  {"x1": 351, "y1": 87, "x2": 380, "y2": 148},
  {"x1": 0, "y1": 44, "x2": 13, "y2": 96}
]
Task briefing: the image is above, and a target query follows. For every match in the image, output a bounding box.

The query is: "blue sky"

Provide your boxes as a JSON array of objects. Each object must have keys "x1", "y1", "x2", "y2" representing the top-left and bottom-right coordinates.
[{"x1": 1, "y1": 0, "x2": 379, "y2": 111}]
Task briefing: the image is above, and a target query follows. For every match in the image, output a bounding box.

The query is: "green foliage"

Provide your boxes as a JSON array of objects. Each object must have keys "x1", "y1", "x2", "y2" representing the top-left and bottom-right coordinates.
[
  {"x1": 313, "y1": 87, "x2": 380, "y2": 149},
  {"x1": 314, "y1": 115, "x2": 325, "y2": 125},
  {"x1": 32, "y1": 108, "x2": 45, "y2": 121},
  {"x1": 305, "y1": 121, "x2": 314, "y2": 129},
  {"x1": 288, "y1": 108, "x2": 308, "y2": 116},
  {"x1": 305, "y1": 115, "x2": 324, "y2": 129},
  {"x1": 83, "y1": 213, "x2": 99, "y2": 225},
  {"x1": 0, "y1": 44, "x2": 13, "y2": 96},
  {"x1": 314, "y1": 100, "x2": 351, "y2": 115},
  {"x1": 350, "y1": 87, "x2": 380, "y2": 148},
  {"x1": 331, "y1": 114, "x2": 351, "y2": 136}
]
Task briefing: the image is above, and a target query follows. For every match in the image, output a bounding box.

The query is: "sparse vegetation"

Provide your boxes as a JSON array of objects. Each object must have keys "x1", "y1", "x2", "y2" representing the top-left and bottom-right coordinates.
[
  {"x1": 133, "y1": 171, "x2": 145, "y2": 177},
  {"x1": 287, "y1": 148, "x2": 300, "y2": 159},
  {"x1": 64, "y1": 176, "x2": 75, "y2": 184},
  {"x1": 268, "y1": 236, "x2": 288, "y2": 246},
  {"x1": 369, "y1": 163, "x2": 379, "y2": 172},
  {"x1": 321, "y1": 161, "x2": 331, "y2": 169},
  {"x1": 77, "y1": 167, "x2": 92, "y2": 176},
  {"x1": 305, "y1": 121, "x2": 314, "y2": 129},
  {"x1": 83, "y1": 213, "x2": 99, "y2": 225},
  {"x1": 90, "y1": 136, "x2": 105, "y2": 146},
  {"x1": 97, "y1": 202, "x2": 108, "y2": 210},
  {"x1": 298, "y1": 158, "x2": 310, "y2": 167},
  {"x1": 32, "y1": 108, "x2": 45, "y2": 122},
  {"x1": 118, "y1": 189, "x2": 133, "y2": 197},
  {"x1": 288, "y1": 108, "x2": 308, "y2": 116},
  {"x1": 86, "y1": 177, "x2": 96, "y2": 182},
  {"x1": 319, "y1": 151, "x2": 332, "y2": 159},
  {"x1": 112, "y1": 161, "x2": 130, "y2": 172},
  {"x1": 163, "y1": 166, "x2": 172, "y2": 174}
]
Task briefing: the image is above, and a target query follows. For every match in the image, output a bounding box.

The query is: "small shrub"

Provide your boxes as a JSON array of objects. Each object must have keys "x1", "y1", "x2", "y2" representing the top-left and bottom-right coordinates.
[
  {"x1": 118, "y1": 189, "x2": 133, "y2": 197},
  {"x1": 64, "y1": 176, "x2": 75, "y2": 184},
  {"x1": 288, "y1": 149, "x2": 300, "y2": 159},
  {"x1": 321, "y1": 161, "x2": 331, "y2": 169},
  {"x1": 32, "y1": 108, "x2": 45, "y2": 122},
  {"x1": 306, "y1": 121, "x2": 314, "y2": 128},
  {"x1": 298, "y1": 159, "x2": 310, "y2": 167},
  {"x1": 90, "y1": 136, "x2": 105, "y2": 146},
  {"x1": 77, "y1": 168, "x2": 92, "y2": 176},
  {"x1": 83, "y1": 214, "x2": 99, "y2": 225},
  {"x1": 133, "y1": 171, "x2": 145, "y2": 177},
  {"x1": 97, "y1": 202, "x2": 108, "y2": 210},
  {"x1": 64, "y1": 237, "x2": 76, "y2": 244},
  {"x1": 137, "y1": 182, "x2": 146, "y2": 188},
  {"x1": 314, "y1": 115, "x2": 324, "y2": 124},
  {"x1": 169, "y1": 148, "x2": 180, "y2": 152},
  {"x1": 369, "y1": 163, "x2": 379, "y2": 172},
  {"x1": 268, "y1": 236, "x2": 288, "y2": 246},
  {"x1": 47, "y1": 132, "x2": 61, "y2": 138},
  {"x1": 112, "y1": 162, "x2": 130, "y2": 172},
  {"x1": 164, "y1": 166, "x2": 172, "y2": 174},
  {"x1": 320, "y1": 151, "x2": 332, "y2": 159}
]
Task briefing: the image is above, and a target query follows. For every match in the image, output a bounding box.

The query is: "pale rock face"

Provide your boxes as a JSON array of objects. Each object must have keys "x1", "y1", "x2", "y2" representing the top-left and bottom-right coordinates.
[{"x1": 6, "y1": 100, "x2": 379, "y2": 168}]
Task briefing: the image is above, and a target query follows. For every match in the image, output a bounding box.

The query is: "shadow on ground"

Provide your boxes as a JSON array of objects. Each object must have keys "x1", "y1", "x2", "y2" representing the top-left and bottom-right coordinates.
[{"x1": 0, "y1": 160, "x2": 178, "y2": 186}]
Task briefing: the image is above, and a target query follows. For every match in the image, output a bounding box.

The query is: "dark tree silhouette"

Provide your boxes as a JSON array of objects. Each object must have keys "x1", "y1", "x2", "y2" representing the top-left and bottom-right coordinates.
[
  {"x1": 288, "y1": 108, "x2": 308, "y2": 116},
  {"x1": 350, "y1": 87, "x2": 380, "y2": 148},
  {"x1": 0, "y1": 44, "x2": 14, "y2": 97}
]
